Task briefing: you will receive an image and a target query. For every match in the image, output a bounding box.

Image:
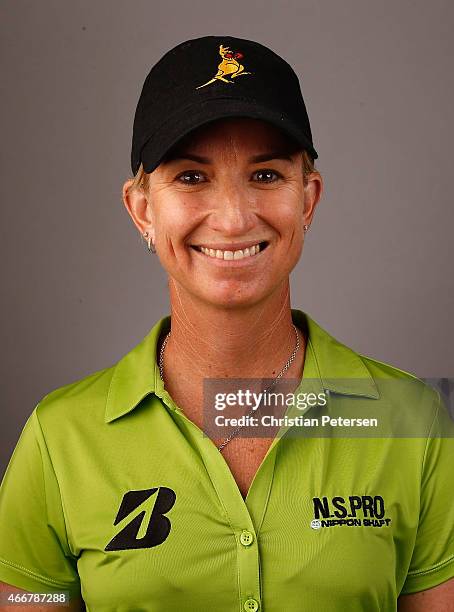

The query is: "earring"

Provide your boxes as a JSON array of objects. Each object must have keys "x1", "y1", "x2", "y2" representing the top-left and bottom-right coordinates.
[
  {"x1": 303, "y1": 224, "x2": 310, "y2": 233},
  {"x1": 143, "y1": 231, "x2": 156, "y2": 253}
]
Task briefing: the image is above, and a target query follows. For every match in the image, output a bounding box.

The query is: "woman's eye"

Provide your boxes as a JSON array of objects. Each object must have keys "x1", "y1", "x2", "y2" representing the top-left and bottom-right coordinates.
[
  {"x1": 252, "y1": 169, "x2": 281, "y2": 183},
  {"x1": 176, "y1": 171, "x2": 206, "y2": 185}
]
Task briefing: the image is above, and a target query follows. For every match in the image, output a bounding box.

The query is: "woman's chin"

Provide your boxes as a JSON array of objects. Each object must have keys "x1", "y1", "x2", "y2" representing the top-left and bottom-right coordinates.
[{"x1": 194, "y1": 284, "x2": 269, "y2": 309}]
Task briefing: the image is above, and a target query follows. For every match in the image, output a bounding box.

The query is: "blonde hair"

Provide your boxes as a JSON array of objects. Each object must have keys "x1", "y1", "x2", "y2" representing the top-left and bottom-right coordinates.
[{"x1": 127, "y1": 149, "x2": 318, "y2": 194}]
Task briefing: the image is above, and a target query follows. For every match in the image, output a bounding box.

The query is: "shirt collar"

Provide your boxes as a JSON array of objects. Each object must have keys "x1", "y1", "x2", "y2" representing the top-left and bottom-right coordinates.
[{"x1": 104, "y1": 309, "x2": 379, "y2": 424}]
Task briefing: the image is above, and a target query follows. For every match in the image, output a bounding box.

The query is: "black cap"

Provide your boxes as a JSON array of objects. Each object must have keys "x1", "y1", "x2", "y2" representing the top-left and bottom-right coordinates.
[{"x1": 131, "y1": 35, "x2": 318, "y2": 175}]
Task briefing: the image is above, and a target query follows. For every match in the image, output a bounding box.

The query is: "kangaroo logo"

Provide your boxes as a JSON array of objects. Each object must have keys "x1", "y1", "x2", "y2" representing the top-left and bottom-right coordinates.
[
  {"x1": 196, "y1": 44, "x2": 252, "y2": 89},
  {"x1": 105, "y1": 487, "x2": 176, "y2": 551}
]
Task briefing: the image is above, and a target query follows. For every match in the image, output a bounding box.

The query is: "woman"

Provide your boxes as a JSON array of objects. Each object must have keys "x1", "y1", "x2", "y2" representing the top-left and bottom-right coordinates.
[{"x1": 0, "y1": 35, "x2": 453, "y2": 612}]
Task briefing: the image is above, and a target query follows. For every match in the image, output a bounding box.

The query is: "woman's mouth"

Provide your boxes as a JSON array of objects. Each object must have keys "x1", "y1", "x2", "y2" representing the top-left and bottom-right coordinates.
[{"x1": 190, "y1": 241, "x2": 269, "y2": 261}]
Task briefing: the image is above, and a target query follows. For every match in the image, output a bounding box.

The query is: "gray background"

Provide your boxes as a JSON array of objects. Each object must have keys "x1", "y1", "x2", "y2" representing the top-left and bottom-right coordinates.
[{"x1": 1, "y1": 0, "x2": 453, "y2": 476}]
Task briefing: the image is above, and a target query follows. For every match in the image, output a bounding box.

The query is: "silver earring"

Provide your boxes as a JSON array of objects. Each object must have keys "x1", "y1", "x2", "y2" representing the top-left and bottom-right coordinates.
[
  {"x1": 143, "y1": 231, "x2": 156, "y2": 253},
  {"x1": 303, "y1": 224, "x2": 309, "y2": 233}
]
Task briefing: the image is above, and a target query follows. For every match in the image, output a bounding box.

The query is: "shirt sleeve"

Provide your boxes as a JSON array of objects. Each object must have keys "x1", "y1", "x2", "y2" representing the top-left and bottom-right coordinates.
[
  {"x1": 0, "y1": 405, "x2": 81, "y2": 597},
  {"x1": 401, "y1": 389, "x2": 454, "y2": 594}
]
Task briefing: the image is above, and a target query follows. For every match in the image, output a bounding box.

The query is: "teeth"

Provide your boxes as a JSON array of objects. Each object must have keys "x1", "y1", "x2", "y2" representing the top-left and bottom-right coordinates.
[{"x1": 199, "y1": 243, "x2": 263, "y2": 260}]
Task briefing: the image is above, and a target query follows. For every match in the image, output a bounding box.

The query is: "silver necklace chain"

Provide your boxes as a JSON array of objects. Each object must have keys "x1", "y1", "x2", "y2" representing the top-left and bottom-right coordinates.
[{"x1": 158, "y1": 324, "x2": 301, "y2": 452}]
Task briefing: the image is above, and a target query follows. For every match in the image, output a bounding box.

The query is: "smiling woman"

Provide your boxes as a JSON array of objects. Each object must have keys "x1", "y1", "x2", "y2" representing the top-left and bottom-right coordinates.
[
  {"x1": 1, "y1": 34, "x2": 454, "y2": 612},
  {"x1": 123, "y1": 116, "x2": 321, "y2": 312}
]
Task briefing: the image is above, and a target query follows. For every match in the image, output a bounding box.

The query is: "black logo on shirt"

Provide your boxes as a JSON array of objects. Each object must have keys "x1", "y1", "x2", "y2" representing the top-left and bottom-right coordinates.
[
  {"x1": 105, "y1": 487, "x2": 176, "y2": 551},
  {"x1": 310, "y1": 495, "x2": 392, "y2": 529}
]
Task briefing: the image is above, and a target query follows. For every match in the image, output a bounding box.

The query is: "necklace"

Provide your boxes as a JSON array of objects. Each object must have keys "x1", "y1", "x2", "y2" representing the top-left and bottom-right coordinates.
[{"x1": 158, "y1": 323, "x2": 301, "y2": 452}]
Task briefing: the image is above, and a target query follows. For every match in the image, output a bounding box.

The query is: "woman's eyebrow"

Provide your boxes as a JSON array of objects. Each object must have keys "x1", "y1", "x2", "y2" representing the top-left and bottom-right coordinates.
[
  {"x1": 164, "y1": 150, "x2": 294, "y2": 164},
  {"x1": 249, "y1": 151, "x2": 294, "y2": 163},
  {"x1": 165, "y1": 153, "x2": 210, "y2": 164}
]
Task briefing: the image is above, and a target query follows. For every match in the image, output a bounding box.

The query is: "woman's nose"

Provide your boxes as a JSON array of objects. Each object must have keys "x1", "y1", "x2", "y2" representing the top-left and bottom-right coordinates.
[{"x1": 209, "y1": 183, "x2": 256, "y2": 236}]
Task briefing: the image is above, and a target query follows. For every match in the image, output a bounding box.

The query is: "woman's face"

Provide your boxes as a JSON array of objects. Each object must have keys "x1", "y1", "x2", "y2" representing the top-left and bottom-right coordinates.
[{"x1": 124, "y1": 117, "x2": 322, "y2": 308}]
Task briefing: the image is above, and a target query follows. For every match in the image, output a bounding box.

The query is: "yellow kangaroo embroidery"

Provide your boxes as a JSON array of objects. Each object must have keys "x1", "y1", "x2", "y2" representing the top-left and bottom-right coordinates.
[{"x1": 196, "y1": 44, "x2": 252, "y2": 89}]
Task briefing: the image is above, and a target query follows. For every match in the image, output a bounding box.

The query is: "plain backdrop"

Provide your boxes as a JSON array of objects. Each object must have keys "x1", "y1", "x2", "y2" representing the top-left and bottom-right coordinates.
[{"x1": 1, "y1": 0, "x2": 453, "y2": 475}]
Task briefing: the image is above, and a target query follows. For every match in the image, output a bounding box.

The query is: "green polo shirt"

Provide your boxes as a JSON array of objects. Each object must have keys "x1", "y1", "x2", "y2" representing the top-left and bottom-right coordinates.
[{"x1": 1, "y1": 309, "x2": 453, "y2": 611}]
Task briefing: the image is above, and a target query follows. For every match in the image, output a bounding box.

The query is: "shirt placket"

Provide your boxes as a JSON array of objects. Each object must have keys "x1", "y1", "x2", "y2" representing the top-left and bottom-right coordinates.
[{"x1": 153, "y1": 335, "x2": 324, "y2": 612}]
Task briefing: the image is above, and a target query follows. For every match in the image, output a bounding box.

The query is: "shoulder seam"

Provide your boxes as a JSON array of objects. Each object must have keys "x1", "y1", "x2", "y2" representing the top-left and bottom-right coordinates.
[
  {"x1": 421, "y1": 390, "x2": 442, "y2": 475},
  {"x1": 31, "y1": 409, "x2": 76, "y2": 559}
]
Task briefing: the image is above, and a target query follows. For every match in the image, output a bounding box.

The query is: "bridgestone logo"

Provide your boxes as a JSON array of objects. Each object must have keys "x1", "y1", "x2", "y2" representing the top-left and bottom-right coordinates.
[{"x1": 105, "y1": 487, "x2": 176, "y2": 551}]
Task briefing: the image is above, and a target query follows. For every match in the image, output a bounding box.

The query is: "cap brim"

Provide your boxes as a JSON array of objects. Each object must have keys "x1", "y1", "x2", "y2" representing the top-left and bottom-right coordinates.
[{"x1": 136, "y1": 97, "x2": 318, "y2": 174}]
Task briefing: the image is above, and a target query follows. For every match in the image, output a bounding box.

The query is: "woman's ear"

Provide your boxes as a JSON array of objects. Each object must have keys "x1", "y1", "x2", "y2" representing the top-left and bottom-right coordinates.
[
  {"x1": 303, "y1": 172, "x2": 323, "y2": 227},
  {"x1": 122, "y1": 179, "x2": 155, "y2": 240}
]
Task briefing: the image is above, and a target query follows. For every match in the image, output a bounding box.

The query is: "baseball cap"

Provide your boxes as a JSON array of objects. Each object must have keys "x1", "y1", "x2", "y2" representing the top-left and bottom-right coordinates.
[{"x1": 131, "y1": 35, "x2": 318, "y2": 175}]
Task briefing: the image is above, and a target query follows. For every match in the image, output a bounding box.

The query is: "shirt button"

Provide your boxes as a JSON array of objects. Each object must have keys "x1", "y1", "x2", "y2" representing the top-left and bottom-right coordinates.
[
  {"x1": 240, "y1": 530, "x2": 254, "y2": 547},
  {"x1": 243, "y1": 598, "x2": 259, "y2": 611}
]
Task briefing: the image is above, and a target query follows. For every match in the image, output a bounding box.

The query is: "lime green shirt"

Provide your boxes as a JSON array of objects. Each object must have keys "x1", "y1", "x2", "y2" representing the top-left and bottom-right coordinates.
[{"x1": 1, "y1": 309, "x2": 454, "y2": 611}]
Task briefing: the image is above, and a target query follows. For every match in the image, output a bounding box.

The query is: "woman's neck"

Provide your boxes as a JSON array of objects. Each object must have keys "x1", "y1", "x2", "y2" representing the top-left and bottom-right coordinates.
[{"x1": 160, "y1": 280, "x2": 306, "y2": 395}]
